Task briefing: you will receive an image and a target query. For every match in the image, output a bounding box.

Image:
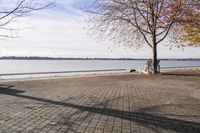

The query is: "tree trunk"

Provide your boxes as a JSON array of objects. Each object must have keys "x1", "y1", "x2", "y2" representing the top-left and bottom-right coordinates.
[
  {"x1": 152, "y1": 32, "x2": 157, "y2": 74},
  {"x1": 152, "y1": 41, "x2": 157, "y2": 74}
]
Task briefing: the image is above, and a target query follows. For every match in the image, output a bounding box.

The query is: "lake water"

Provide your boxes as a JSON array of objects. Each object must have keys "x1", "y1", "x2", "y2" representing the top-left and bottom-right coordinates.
[{"x1": 0, "y1": 60, "x2": 200, "y2": 79}]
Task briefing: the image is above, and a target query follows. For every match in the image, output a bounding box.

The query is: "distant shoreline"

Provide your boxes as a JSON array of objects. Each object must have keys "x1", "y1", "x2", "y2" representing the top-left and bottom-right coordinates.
[{"x1": 0, "y1": 56, "x2": 200, "y2": 61}]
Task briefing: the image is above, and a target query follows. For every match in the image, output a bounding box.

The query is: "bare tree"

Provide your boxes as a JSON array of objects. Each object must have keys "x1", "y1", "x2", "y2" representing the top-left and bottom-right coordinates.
[
  {"x1": 0, "y1": 0, "x2": 53, "y2": 39},
  {"x1": 88, "y1": 0, "x2": 198, "y2": 74}
]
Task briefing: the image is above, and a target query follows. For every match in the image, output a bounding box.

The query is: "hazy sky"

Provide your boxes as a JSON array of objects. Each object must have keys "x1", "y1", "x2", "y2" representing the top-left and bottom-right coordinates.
[{"x1": 0, "y1": 0, "x2": 199, "y2": 58}]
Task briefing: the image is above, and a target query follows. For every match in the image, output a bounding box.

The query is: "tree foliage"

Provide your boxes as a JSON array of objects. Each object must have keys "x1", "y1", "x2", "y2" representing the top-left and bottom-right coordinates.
[{"x1": 180, "y1": 3, "x2": 200, "y2": 46}]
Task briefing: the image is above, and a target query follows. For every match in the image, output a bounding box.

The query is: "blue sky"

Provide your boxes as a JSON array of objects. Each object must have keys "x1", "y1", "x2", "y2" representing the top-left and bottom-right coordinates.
[{"x1": 0, "y1": 0, "x2": 199, "y2": 58}]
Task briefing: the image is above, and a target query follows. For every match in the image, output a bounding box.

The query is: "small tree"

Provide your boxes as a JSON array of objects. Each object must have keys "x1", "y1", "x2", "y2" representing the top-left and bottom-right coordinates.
[
  {"x1": 89, "y1": 0, "x2": 198, "y2": 74},
  {"x1": 0, "y1": 0, "x2": 52, "y2": 38}
]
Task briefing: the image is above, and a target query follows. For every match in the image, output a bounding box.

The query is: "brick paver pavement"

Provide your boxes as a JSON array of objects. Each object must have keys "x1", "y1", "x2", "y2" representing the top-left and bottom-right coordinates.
[{"x1": 0, "y1": 73, "x2": 200, "y2": 133}]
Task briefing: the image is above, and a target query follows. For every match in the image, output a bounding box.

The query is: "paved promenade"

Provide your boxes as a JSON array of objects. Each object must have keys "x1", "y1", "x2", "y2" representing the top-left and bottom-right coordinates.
[{"x1": 0, "y1": 72, "x2": 200, "y2": 133}]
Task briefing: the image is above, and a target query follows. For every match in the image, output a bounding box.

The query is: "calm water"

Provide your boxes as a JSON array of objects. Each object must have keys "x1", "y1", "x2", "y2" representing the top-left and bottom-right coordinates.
[{"x1": 0, "y1": 60, "x2": 200, "y2": 79}]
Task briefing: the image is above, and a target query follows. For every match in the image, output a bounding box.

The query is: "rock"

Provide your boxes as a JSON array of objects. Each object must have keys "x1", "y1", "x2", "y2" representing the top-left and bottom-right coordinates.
[{"x1": 130, "y1": 69, "x2": 136, "y2": 72}]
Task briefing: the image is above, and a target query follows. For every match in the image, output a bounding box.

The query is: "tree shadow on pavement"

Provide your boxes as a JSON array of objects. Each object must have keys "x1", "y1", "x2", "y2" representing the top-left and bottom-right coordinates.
[
  {"x1": 0, "y1": 85, "x2": 200, "y2": 133},
  {"x1": 0, "y1": 84, "x2": 25, "y2": 94}
]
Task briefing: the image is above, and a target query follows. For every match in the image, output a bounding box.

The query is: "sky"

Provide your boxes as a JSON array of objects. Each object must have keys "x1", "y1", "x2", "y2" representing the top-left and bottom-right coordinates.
[{"x1": 0, "y1": 0, "x2": 199, "y2": 59}]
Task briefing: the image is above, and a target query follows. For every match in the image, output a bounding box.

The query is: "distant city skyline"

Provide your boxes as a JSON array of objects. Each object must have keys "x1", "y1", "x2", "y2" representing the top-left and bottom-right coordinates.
[{"x1": 0, "y1": 0, "x2": 199, "y2": 59}]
